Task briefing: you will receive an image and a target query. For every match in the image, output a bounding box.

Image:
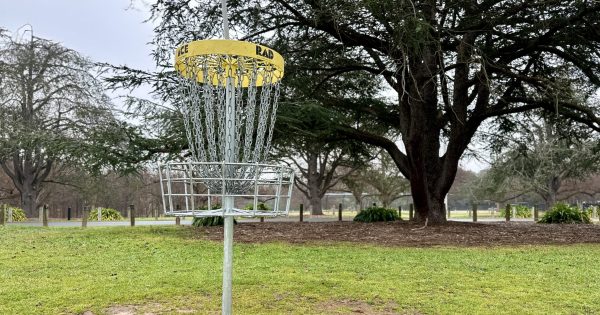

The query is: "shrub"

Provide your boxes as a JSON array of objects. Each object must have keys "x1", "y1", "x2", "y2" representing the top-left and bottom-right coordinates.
[
  {"x1": 198, "y1": 203, "x2": 222, "y2": 210},
  {"x1": 5, "y1": 207, "x2": 27, "y2": 222},
  {"x1": 2, "y1": 206, "x2": 27, "y2": 222},
  {"x1": 353, "y1": 206, "x2": 399, "y2": 223},
  {"x1": 192, "y1": 216, "x2": 237, "y2": 227},
  {"x1": 243, "y1": 203, "x2": 270, "y2": 211},
  {"x1": 538, "y1": 203, "x2": 591, "y2": 224},
  {"x1": 88, "y1": 208, "x2": 123, "y2": 221},
  {"x1": 499, "y1": 205, "x2": 532, "y2": 218}
]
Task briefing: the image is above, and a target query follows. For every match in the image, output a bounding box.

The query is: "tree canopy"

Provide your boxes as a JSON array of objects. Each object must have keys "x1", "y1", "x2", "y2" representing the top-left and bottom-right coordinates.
[
  {"x1": 0, "y1": 29, "x2": 125, "y2": 214},
  {"x1": 108, "y1": 0, "x2": 600, "y2": 222}
]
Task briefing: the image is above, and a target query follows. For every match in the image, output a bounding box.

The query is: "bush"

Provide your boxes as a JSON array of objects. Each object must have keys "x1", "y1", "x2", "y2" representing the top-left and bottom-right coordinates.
[
  {"x1": 198, "y1": 203, "x2": 222, "y2": 210},
  {"x1": 2, "y1": 206, "x2": 27, "y2": 222},
  {"x1": 243, "y1": 203, "x2": 270, "y2": 211},
  {"x1": 192, "y1": 216, "x2": 237, "y2": 227},
  {"x1": 499, "y1": 205, "x2": 532, "y2": 218},
  {"x1": 539, "y1": 203, "x2": 591, "y2": 224},
  {"x1": 353, "y1": 206, "x2": 399, "y2": 223},
  {"x1": 88, "y1": 208, "x2": 123, "y2": 221}
]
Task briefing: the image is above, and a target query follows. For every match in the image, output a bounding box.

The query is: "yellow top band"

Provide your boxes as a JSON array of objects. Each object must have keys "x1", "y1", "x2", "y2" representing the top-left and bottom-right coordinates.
[{"x1": 174, "y1": 40, "x2": 284, "y2": 87}]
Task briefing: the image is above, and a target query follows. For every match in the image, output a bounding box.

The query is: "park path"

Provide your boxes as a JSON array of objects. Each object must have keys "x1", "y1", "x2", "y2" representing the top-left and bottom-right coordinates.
[{"x1": 6, "y1": 216, "x2": 539, "y2": 227}]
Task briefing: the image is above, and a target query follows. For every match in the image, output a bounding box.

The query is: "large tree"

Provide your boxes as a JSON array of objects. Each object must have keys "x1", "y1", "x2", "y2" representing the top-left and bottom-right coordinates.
[
  {"x1": 0, "y1": 29, "x2": 119, "y2": 215},
  {"x1": 275, "y1": 102, "x2": 370, "y2": 214},
  {"x1": 481, "y1": 119, "x2": 600, "y2": 208},
  {"x1": 115, "y1": 0, "x2": 600, "y2": 223}
]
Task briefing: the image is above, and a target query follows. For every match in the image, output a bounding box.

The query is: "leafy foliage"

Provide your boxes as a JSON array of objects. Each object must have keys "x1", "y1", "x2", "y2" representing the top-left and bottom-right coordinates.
[
  {"x1": 499, "y1": 205, "x2": 533, "y2": 219},
  {"x1": 2, "y1": 206, "x2": 26, "y2": 222},
  {"x1": 88, "y1": 208, "x2": 123, "y2": 221},
  {"x1": 192, "y1": 216, "x2": 237, "y2": 227},
  {"x1": 353, "y1": 206, "x2": 399, "y2": 223},
  {"x1": 539, "y1": 203, "x2": 591, "y2": 224},
  {"x1": 243, "y1": 203, "x2": 270, "y2": 211}
]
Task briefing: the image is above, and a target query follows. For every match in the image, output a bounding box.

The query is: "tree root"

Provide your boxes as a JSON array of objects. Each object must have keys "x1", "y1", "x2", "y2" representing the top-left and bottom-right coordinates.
[{"x1": 411, "y1": 217, "x2": 428, "y2": 230}]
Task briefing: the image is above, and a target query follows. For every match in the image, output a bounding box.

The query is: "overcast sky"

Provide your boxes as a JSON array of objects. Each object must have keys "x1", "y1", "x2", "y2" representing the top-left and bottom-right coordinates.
[{"x1": 0, "y1": 0, "x2": 155, "y2": 70}]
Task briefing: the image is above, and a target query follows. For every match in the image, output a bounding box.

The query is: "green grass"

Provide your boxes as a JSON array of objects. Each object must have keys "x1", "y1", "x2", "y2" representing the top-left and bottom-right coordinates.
[{"x1": 1, "y1": 226, "x2": 600, "y2": 314}]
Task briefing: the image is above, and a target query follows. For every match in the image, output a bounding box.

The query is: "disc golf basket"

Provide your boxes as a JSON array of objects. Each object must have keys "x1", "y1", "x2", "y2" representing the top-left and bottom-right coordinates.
[{"x1": 157, "y1": 1, "x2": 293, "y2": 314}]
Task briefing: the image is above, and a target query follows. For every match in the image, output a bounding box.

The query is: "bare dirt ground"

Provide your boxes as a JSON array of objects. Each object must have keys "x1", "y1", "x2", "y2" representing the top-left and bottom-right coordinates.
[{"x1": 190, "y1": 220, "x2": 600, "y2": 247}]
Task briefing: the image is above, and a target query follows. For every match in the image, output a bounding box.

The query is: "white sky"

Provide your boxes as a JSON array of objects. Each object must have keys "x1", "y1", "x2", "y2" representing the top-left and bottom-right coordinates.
[
  {"x1": 0, "y1": 0, "x2": 489, "y2": 172},
  {"x1": 0, "y1": 0, "x2": 156, "y2": 71}
]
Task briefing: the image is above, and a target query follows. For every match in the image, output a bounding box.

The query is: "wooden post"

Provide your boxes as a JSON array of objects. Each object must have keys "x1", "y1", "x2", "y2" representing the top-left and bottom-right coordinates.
[
  {"x1": 175, "y1": 205, "x2": 181, "y2": 225},
  {"x1": 82, "y1": 206, "x2": 89, "y2": 228},
  {"x1": 534, "y1": 206, "x2": 539, "y2": 222},
  {"x1": 154, "y1": 206, "x2": 159, "y2": 221},
  {"x1": 42, "y1": 204, "x2": 49, "y2": 227},
  {"x1": 338, "y1": 203, "x2": 343, "y2": 221},
  {"x1": 0, "y1": 204, "x2": 5, "y2": 226},
  {"x1": 129, "y1": 205, "x2": 135, "y2": 227},
  {"x1": 505, "y1": 204, "x2": 511, "y2": 222},
  {"x1": 409, "y1": 203, "x2": 414, "y2": 221},
  {"x1": 7, "y1": 205, "x2": 13, "y2": 223},
  {"x1": 299, "y1": 204, "x2": 304, "y2": 222},
  {"x1": 97, "y1": 207, "x2": 102, "y2": 222},
  {"x1": 67, "y1": 207, "x2": 72, "y2": 221},
  {"x1": 398, "y1": 205, "x2": 402, "y2": 220},
  {"x1": 472, "y1": 203, "x2": 478, "y2": 222}
]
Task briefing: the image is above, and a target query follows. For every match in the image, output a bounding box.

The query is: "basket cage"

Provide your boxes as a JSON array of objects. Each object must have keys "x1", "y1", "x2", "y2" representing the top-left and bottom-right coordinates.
[{"x1": 159, "y1": 162, "x2": 294, "y2": 217}]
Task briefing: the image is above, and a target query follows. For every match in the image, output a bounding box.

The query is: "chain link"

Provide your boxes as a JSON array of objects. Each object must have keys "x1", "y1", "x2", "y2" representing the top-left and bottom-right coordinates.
[{"x1": 178, "y1": 54, "x2": 281, "y2": 193}]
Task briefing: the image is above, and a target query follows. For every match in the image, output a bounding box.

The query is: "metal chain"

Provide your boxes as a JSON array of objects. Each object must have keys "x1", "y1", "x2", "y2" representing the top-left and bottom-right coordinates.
[{"x1": 178, "y1": 54, "x2": 281, "y2": 193}]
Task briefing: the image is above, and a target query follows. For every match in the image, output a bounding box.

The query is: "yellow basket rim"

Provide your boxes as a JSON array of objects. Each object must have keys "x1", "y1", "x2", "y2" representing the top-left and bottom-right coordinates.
[{"x1": 174, "y1": 39, "x2": 284, "y2": 85}]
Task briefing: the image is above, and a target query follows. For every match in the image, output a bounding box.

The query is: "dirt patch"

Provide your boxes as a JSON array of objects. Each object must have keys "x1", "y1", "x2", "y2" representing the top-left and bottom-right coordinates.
[
  {"x1": 189, "y1": 221, "x2": 600, "y2": 247},
  {"x1": 318, "y1": 299, "x2": 407, "y2": 314},
  {"x1": 83, "y1": 303, "x2": 199, "y2": 315}
]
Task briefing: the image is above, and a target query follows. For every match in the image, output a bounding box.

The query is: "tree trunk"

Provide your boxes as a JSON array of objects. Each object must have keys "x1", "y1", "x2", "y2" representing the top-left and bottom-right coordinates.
[
  {"x1": 306, "y1": 152, "x2": 324, "y2": 215},
  {"x1": 546, "y1": 176, "x2": 561, "y2": 209},
  {"x1": 20, "y1": 185, "x2": 39, "y2": 217},
  {"x1": 309, "y1": 194, "x2": 323, "y2": 215}
]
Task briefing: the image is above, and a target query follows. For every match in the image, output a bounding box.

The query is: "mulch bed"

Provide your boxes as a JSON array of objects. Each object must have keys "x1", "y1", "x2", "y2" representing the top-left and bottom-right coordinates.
[{"x1": 189, "y1": 220, "x2": 600, "y2": 247}]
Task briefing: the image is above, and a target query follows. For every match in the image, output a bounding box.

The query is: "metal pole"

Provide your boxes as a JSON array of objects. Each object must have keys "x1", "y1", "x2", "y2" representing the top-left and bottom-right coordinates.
[{"x1": 222, "y1": 0, "x2": 234, "y2": 310}]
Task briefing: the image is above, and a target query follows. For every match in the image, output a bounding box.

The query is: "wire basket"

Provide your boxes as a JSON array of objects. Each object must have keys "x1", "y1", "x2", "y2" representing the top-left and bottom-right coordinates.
[{"x1": 158, "y1": 161, "x2": 294, "y2": 217}]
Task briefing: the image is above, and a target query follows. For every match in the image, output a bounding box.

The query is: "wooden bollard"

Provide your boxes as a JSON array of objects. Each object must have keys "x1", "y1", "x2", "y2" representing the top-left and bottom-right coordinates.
[
  {"x1": 338, "y1": 203, "x2": 343, "y2": 221},
  {"x1": 129, "y1": 205, "x2": 135, "y2": 227},
  {"x1": 0, "y1": 204, "x2": 5, "y2": 226},
  {"x1": 299, "y1": 204, "x2": 304, "y2": 222},
  {"x1": 505, "y1": 204, "x2": 511, "y2": 222},
  {"x1": 472, "y1": 203, "x2": 478, "y2": 222},
  {"x1": 534, "y1": 206, "x2": 539, "y2": 222},
  {"x1": 398, "y1": 205, "x2": 402, "y2": 219},
  {"x1": 42, "y1": 204, "x2": 49, "y2": 227},
  {"x1": 175, "y1": 204, "x2": 181, "y2": 225},
  {"x1": 7, "y1": 206, "x2": 12, "y2": 223},
  {"x1": 82, "y1": 206, "x2": 89, "y2": 228},
  {"x1": 409, "y1": 204, "x2": 414, "y2": 220}
]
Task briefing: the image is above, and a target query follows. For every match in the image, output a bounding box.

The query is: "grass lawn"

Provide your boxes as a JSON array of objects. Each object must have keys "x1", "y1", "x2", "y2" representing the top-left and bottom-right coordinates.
[{"x1": 1, "y1": 226, "x2": 599, "y2": 314}]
